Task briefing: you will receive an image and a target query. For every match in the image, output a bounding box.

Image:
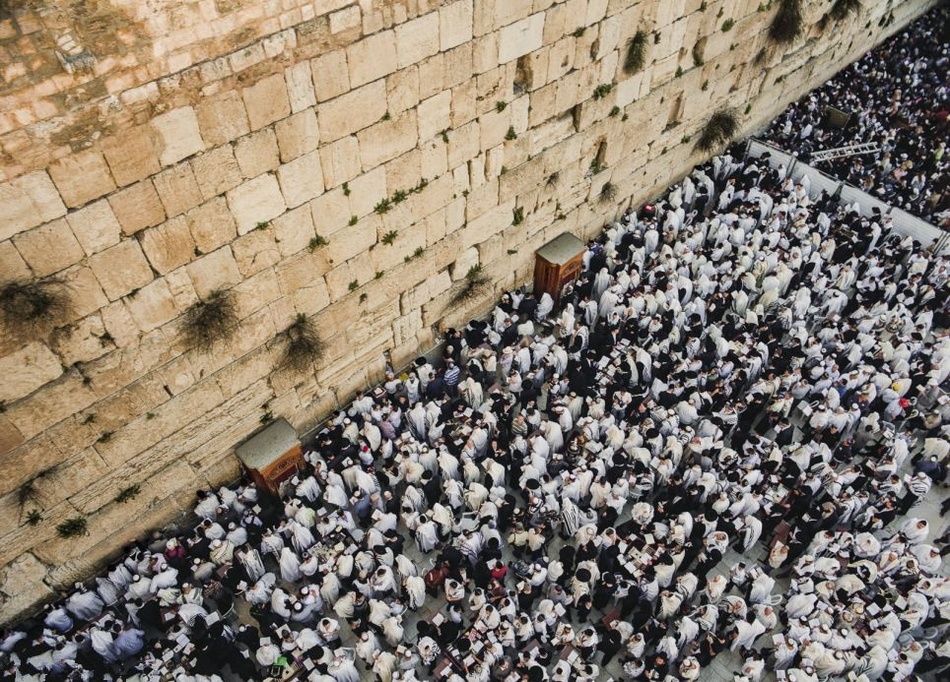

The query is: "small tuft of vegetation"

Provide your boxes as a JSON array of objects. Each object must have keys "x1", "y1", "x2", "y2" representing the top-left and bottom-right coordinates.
[
  {"x1": 829, "y1": 0, "x2": 861, "y2": 21},
  {"x1": 260, "y1": 411, "x2": 274, "y2": 425},
  {"x1": 590, "y1": 158, "x2": 606, "y2": 175},
  {"x1": 692, "y1": 45, "x2": 705, "y2": 67},
  {"x1": 599, "y1": 181, "x2": 617, "y2": 203},
  {"x1": 348, "y1": 280, "x2": 359, "y2": 292},
  {"x1": 381, "y1": 230, "x2": 399, "y2": 246},
  {"x1": 721, "y1": 18, "x2": 735, "y2": 32},
  {"x1": 181, "y1": 289, "x2": 238, "y2": 352},
  {"x1": 375, "y1": 271, "x2": 384, "y2": 280},
  {"x1": 57, "y1": 517, "x2": 88, "y2": 538},
  {"x1": 675, "y1": 66, "x2": 684, "y2": 78},
  {"x1": 115, "y1": 485, "x2": 141, "y2": 504},
  {"x1": 505, "y1": 126, "x2": 518, "y2": 141},
  {"x1": 769, "y1": 0, "x2": 803, "y2": 43},
  {"x1": 342, "y1": 182, "x2": 350, "y2": 196},
  {"x1": 512, "y1": 207, "x2": 525, "y2": 226},
  {"x1": 609, "y1": 106, "x2": 620, "y2": 117},
  {"x1": 696, "y1": 109, "x2": 740, "y2": 151},
  {"x1": 374, "y1": 198, "x2": 392, "y2": 214},
  {"x1": 547, "y1": 172, "x2": 560, "y2": 187},
  {"x1": 0, "y1": 279, "x2": 71, "y2": 332},
  {"x1": 279, "y1": 313, "x2": 324, "y2": 373},
  {"x1": 495, "y1": 100, "x2": 507, "y2": 112},
  {"x1": 26, "y1": 509, "x2": 42, "y2": 526},
  {"x1": 146, "y1": 412, "x2": 156, "y2": 420},
  {"x1": 593, "y1": 83, "x2": 613, "y2": 100},
  {"x1": 440, "y1": 129, "x2": 450, "y2": 143},
  {"x1": 359, "y1": 293, "x2": 368, "y2": 303},
  {"x1": 507, "y1": 248, "x2": 519, "y2": 255},
  {"x1": 309, "y1": 235, "x2": 329, "y2": 251},
  {"x1": 381, "y1": 111, "x2": 391, "y2": 121},
  {"x1": 624, "y1": 30, "x2": 648, "y2": 74},
  {"x1": 349, "y1": 215, "x2": 358, "y2": 226},
  {"x1": 450, "y1": 265, "x2": 491, "y2": 306},
  {"x1": 572, "y1": 27, "x2": 586, "y2": 38},
  {"x1": 392, "y1": 189, "x2": 408, "y2": 204},
  {"x1": 97, "y1": 431, "x2": 113, "y2": 444}
]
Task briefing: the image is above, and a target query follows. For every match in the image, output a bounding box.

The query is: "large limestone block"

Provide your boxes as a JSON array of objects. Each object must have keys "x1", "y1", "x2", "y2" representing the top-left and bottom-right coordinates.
[
  {"x1": 273, "y1": 205, "x2": 315, "y2": 257},
  {"x1": 152, "y1": 163, "x2": 204, "y2": 218},
  {"x1": 108, "y1": 181, "x2": 166, "y2": 236},
  {"x1": 276, "y1": 251, "x2": 331, "y2": 296},
  {"x1": 186, "y1": 246, "x2": 242, "y2": 299},
  {"x1": 0, "y1": 554, "x2": 55, "y2": 628},
  {"x1": 3, "y1": 372, "x2": 97, "y2": 443},
  {"x1": 47, "y1": 149, "x2": 116, "y2": 209},
  {"x1": 277, "y1": 150, "x2": 326, "y2": 208},
  {"x1": 66, "y1": 199, "x2": 122, "y2": 256},
  {"x1": 276, "y1": 110, "x2": 320, "y2": 162},
  {"x1": 48, "y1": 314, "x2": 108, "y2": 366},
  {"x1": 357, "y1": 111, "x2": 418, "y2": 170},
  {"x1": 417, "y1": 53, "x2": 446, "y2": 101},
  {"x1": 187, "y1": 197, "x2": 237, "y2": 254},
  {"x1": 311, "y1": 188, "x2": 352, "y2": 238},
  {"x1": 12, "y1": 218, "x2": 84, "y2": 277},
  {"x1": 89, "y1": 240, "x2": 155, "y2": 301},
  {"x1": 234, "y1": 128, "x2": 280, "y2": 179},
  {"x1": 0, "y1": 242, "x2": 29, "y2": 282},
  {"x1": 498, "y1": 12, "x2": 545, "y2": 63},
  {"x1": 417, "y1": 90, "x2": 453, "y2": 141},
  {"x1": 100, "y1": 126, "x2": 162, "y2": 187},
  {"x1": 242, "y1": 73, "x2": 292, "y2": 131},
  {"x1": 320, "y1": 136, "x2": 362, "y2": 189},
  {"x1": 291, "y1": 274, "x2": 331, "y2": 317},
  {"x1": 231, "y1": 229, "x2": 281, "y2": 278},
  {"x1": 0, "y1": 342, "x2": 63, "y2": 403},
  {"x1": 346, "y1": 29, "x2": 397, "y2": 88},
  {"x1": 494, "y1": 0, "x2": 533, "y2": 29},
  {"x1": 191, "y1": 146, "x2": 243, "y2": 200},
  {"x1": 318, "y1": 80, "x2": 388, "y2": 144},
  {"x1": 441, "y1": 0, "x2": 474, "y2": 50},
  {"x1": 345, "y1": 166, "x2": 387, "y2": 218},
  {"x1": 126, "y1": 278, "x2": 180, "y2": 333},
  {"x1": 444, "y1": 43, "x2": 475, "y2": 89},
  {"x1": 285, "y1": 61, "x2": 317, "y2": 113},
  {"x1": 387, "y1": 65, "x2": 421, "y2": 115},
  {"x1": 140, "y1": 216, "x2": 195, "y2": 274},
  {"x1": 326, "y1": 220, "x2": 376, "y2": 265},
  {"x1": 395, "y1": 12, "x2": 440, "y2": 69},
  {"x1": 311, "y1": 49, "x2": 351, "y2": 103},
  {"x1": 232, "y1": 267, "x2": 282, "y2": 320},
  {"x1": 60, "y1": 264, "x2": 110, "y2": 320},
  {"x1": 196, "y1": 90, "x2": 250, "y2": 146},
  {"x1": 0, "y1": 171, "x2": 66, "y2": 241},
  {"x1": 227, "y1": 173, "x2": 287, "y2": 235},
  {"x1": 150, "y1": 106, "x2": 205, "y2": 166}
]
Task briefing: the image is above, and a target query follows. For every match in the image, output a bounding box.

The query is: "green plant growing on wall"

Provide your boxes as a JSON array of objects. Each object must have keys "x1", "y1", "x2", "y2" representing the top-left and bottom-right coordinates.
[
  {"x1": 392, "y1": 189, "x2": 407, "y2": 204},
  {"x1": 0, "y1": 278, "x2": 71, "y2": 332},
  {"x1": 115, "y1": 485, "x2": 141, "y2": 504},
  {"x1": 696, "y1": 109, "x2": 739, "y2": 151},
  {"x1": 374, "y1": 198, "x2": 392, "y2": 214},
  {"x1": 18, "y1": 480, "x2": 42, "y2": 524},
  {"x1": 359, "y1": 293, "x2": 368, "y2": 303},
  {"x1": 829, "y1": 0, "x2": 861, "y2": 21},
  {"x1": 505, "y1": 126, "x2": 517, "y2": 140},
  {"x1": 599, "y1": 181, "x2": 617, "y2": 203},
  {"x1": 609, "y1": 106, "x2": 620, "y2": 117},
  {"x1": 57, "y1": 517, "x2": 88, "y2": 538},
  {"x1": 309, "y1": 235, "x2": 329, "y2": 251},
  {"x1": 348, "y1": 216, "x2": 358, "y2": 226},
  {"x1": 450, "y1": 265, "x2": 490, "y2": 306},
  {"x1": 770, "y1": 0, "x2": 803, "y2": 43},
  {"x1": 495, "y1": 100, "x2": 507, "y2": 112},
  {"x1": 381, "y1": 230, "x2": 399, "y2": 246},
  {"x1": 624, "y1": 30, "x2": 648, "y2": 74},
  {"x1": 692, "y1": 45, "x2": 705, "y2": 67},
  {"x1": 592, "y1": 83, "x2": 613, "y2": 100},
  {"x1": 721, "y1": 18, "x2": 735, "y2": 32},
  {"x1": 279, "y1": 313, "x2": 324, "y2": 373},
  {"x1": 440, "y1": 129, "x2": 450, "y2": 143},
  {"x1": 342, "y1": 182, "x2": 350, "y2": 196},
  {"x1": 348, "y1": 280, "x2": 359, "y2": 292},
  {"x1": 675, "y1": 66, "x2": 684, "y2": 78},
  {"x1": 26, "y1": 509, "x2": 42, "y2": 526},
  {"x1": 512, "y1": 207, "x2": 524, "y2": 226},
  {"x1": 181, "y1": 289, "x2": 238, "y2": 352},
  {"x1": 546, "y1": 172, "x2": 559, "y2": 187}
]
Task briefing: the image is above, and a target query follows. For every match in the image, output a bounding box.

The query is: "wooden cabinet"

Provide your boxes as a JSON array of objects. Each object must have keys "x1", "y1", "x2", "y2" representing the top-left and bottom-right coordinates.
[
  {"x1": 534, "y1": 232, "x2": 586, "y2": 301},
  {"x1": 235, "y1": 419, "x2": 305, "y2": 497}
]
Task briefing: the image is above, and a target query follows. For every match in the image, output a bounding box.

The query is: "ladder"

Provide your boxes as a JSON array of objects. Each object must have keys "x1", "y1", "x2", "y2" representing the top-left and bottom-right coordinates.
[{"x1": 809, "y1": 141, "x2": 880, "y2": 163}]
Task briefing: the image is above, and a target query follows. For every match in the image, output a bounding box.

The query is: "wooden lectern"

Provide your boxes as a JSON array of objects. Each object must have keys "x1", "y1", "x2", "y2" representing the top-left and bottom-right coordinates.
[
  {"x1": 534, "y1": 232, "x2": 586, "y2": 301},
  {"x1": 235, "y1": 418, "x2": 304, "y2": 496}
]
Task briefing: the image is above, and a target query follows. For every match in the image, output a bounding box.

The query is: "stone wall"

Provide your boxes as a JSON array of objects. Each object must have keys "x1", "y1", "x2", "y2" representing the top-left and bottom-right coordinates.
[{"x1": 0, "y1": 0, "x2": 937, "y2": 623}]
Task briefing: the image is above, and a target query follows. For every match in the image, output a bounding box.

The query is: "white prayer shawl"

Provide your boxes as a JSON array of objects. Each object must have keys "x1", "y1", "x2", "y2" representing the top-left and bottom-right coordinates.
[{"x1": 279, "y1": 547, "x2": 302, "y2": 583}]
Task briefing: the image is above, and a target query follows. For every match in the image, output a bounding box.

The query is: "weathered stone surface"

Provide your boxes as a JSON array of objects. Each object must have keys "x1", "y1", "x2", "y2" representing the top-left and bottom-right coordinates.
[
  {"x1": 47, "y1": 149, "x2": 116, "y2": 209},
  {"x1": 276, "y1": 109, "x2": 320, "y2": 162},
  {"x1": 0, "y1": 241, "x2": 30, "y2": 281},
  {"x1": 277, "y1": 150, "x2": 325, "y2": 208},
  {"x1": 226, "y1": 174, "x2": 288, "y2": 235},
  {"x1": 498, "y1": 12, "x2": 545, "y2": 63},
  {"x1": 273, "y1": 204, "x2": 315, "y2": 257},
  {"x1": 231, "y1": 228, "x2": 281, "y2": 278},
  {"x1": 126, "y1": 278, "x2": 179, "y2": 332},
  {"x1": 66, "y1": 199, "x2": 122, "y2": 256},
  {"x1": 140, "y1": 216, "x2": 195, "y2": 274},
  {"x1": 186, "y1": 247, "x2": 242, "y2": 299},
  {"x1": 320, "y1": 136, "x2": 362, "y2": 189},
  {"x1": 196, "y1": 90, "x2": 250, "y2": 146},
  {"x1": 191, "y1": 146, "x2": 243, "y2": 200},
  {"x1": 285, "y1": 61, "x2": 317, "y2": 113},
  {"x1": 311, "y1": 49, "x2": 350, "y2": 103},
  {"x1": 150, "y1": 106, "x2": 205, "y2": 166},
  {"x1": 242, "y1": 73, "x2": 292, "y2": 131},
  {"x1": 108, "y1": 181, "x2": 167, "y2": 236},
  {"x1": 101, "y1": 126, "x2": 162, "y2": 187},
  {"x1": 186, "y1": 197, "x2": 237, "y2": 254},
  {"x1": 318, "y1": 79, "x2": 388, "y2": 143},
  {"x1": 0, "y1": 342, "x2": 63, "y2": 404},
  {"x1": 0, "y1": 171, "x2": 66, "y2": 241},
  {"x1": 89, "y1": 240, "x2": 155, "y2": 301},
  {"x1": 396, "y1": 12, "x2": 440, "y2": 68},
  {"x1": 418, "y1": 90, "x2": 453, "y2": 141},
  {"x1": 234, "y1": 128, "x2": 281, "y2": 179},
  {"x1": 346, "y1": 29, "x2": 397, "y2": 88},
  {"x1": 357, "y1": 110, "x2": 418, "y2": 170},
  {"x1": 12, "y1": 219, "x2": 85, "y2": 278},
  {"x1": 441, "y1": 0, "x2": 474, "y2": 51},
  {"x1": 48, "y1": 314, "x2": 108, "y2": 366},
  {"x1": 152, "y1": 163, "x2": 204, "y2": 218},
  {"x1": 0, "y1": 553, "x2": 55, "y2": 627}
]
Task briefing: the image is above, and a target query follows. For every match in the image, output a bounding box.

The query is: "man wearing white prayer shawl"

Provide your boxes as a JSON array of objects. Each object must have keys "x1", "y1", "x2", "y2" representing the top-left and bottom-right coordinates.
[{"x1": 66, "y1": 587, "x2": 104, "y2": 621}]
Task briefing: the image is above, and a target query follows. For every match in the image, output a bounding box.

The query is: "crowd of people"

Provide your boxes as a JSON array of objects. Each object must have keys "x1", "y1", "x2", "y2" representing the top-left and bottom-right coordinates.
[
  {"x1": 761, "y1": 4, "x2": 949, "y2": 228},
  {"x1": 2, "y1": 140, "x2": 948, "y2": 682}
]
